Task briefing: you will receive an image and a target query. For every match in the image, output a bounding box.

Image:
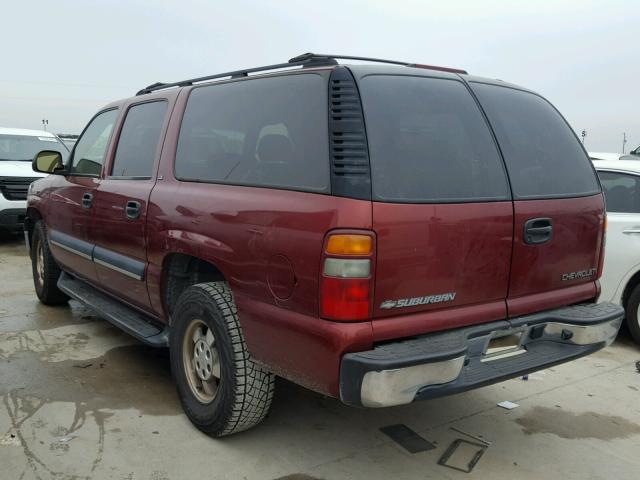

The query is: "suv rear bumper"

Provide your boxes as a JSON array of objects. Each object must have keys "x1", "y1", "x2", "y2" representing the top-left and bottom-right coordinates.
[{"x1": 340, "y1": 302, "x2": 623, "y2": 407}]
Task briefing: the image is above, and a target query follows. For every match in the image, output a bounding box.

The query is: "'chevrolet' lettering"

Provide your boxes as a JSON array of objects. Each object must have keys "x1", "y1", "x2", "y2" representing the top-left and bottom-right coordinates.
[{"x1": 561, "y1": 268, "x2": 597, "y2": 282}]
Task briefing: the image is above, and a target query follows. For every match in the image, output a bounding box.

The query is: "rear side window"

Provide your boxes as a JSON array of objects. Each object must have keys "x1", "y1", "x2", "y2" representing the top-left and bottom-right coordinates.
[
  {"x1": 471, "y1": 83, "x2": 600, "y2": 199},
  {"x1": 359, "y1": 75, "x2": 510, "y2": 203},
  {"x1": 598, "y1": 170, "x2": 640, "y2": 213},
  {"x1": 111, "y1": 101, "x2": 167, "y2": 177},
  {"x1": 175, "y1": 74, "x2": 329, "y2": 192}
]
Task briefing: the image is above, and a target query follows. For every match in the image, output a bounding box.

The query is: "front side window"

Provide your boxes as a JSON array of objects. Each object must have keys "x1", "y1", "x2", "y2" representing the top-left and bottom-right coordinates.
[
  {"x1": 471, "y1": 82, "x2": 600, "y2": 199},
  {"x1": 111, "y1": 101, "x2": 167, "y2": 177},
  {"x1": 359, "y1": 75, "x2": 510, "y2": 203},
  {"x1": 70, "y1": 109, "x2": 119, "y2": 176},
  {"x1": 175, "y1": 74, "x2": 329, "y2": 192},
  {"x1": 598, "y1": 170, "x2": 640, "y2": 213}
]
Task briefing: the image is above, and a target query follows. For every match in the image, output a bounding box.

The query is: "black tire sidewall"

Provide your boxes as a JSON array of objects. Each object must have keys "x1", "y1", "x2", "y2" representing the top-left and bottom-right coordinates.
[
  {"x1": 30, "y1": 221, "x2": 68, "y2": 305},
  {"x1": 31, "y1": 222, "x2": 49, "y2": 299},
  {"x1": 169, "y1": 286, "x2": 237, "y2": 432},
  {"x1": 625, "y1": 285, "x2": 640, "y2": 344}
]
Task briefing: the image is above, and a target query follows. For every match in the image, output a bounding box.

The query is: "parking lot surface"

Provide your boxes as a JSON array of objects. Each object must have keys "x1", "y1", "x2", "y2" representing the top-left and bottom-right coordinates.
[{"x1": 1, "y1": 233, "x2": 639, "y2": 480}]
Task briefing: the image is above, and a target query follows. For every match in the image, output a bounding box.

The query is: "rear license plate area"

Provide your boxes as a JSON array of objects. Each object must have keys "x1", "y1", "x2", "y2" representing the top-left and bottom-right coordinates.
[{"x1": 482, "y1": 330, "x2": 526, "y2": 362}]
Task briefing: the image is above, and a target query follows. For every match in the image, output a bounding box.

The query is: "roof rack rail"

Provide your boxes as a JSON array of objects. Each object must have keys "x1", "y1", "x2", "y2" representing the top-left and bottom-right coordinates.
[
  {"x1": 288, "y1": 52, "x2": 407, "y2": 66},
  {"x1": 288, "y1": 53, "x2": 467, "y2": 74},
  {"x1": 135, "y1": 55, "x2": 338, "y2": 95},
  {"x1": 136, "y1": 53, "x2": 466, "y2": 96}
]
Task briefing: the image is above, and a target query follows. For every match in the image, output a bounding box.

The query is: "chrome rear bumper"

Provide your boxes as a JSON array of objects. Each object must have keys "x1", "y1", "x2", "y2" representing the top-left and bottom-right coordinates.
[{"x1": 340, "y1": 302, "x2": 623, "y2": 408}]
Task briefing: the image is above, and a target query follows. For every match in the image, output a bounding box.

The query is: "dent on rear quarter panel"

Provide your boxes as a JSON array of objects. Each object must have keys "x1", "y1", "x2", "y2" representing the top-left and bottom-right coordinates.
[
  {"x1": 147, "y1": 181, "x2": 371, "y2": 315},
  {"x1": 145, "y1": 182, "x2": 374, "y2": 394}
]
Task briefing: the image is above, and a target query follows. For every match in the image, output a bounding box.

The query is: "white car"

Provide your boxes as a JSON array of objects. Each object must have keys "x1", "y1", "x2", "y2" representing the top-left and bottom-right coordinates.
[
  {"x1": 0, "y1": 128, "x2": 69, "y2": 233},
  {"x1": 620, "y1": 145, "x2": 640, "y2": 161},
  {"x1": 593, "y1": 159, "x2": 640, "y2": 343},
  {"x1": 589, "y1": 151, "x2": 624, "y2": 161}
]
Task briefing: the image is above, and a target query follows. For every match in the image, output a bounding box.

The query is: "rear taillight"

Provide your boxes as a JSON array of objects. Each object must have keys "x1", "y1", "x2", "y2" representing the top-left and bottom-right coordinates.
[
  {"x1": 320, "y1": 232, "x2": 375, "y2": 321},
  {"x1": 597, "y1": 213, "x2": 607, "y2": 279}
]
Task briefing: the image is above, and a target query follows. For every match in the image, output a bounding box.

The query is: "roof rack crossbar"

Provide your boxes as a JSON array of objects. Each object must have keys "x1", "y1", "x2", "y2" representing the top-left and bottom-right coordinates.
[{"x1": 136, "y1": 53, "x2": 466, "y2": 96}]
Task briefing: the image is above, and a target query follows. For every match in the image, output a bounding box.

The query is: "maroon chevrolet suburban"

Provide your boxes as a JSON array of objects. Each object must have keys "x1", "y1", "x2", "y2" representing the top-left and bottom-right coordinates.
[{"x1": 26, "y1": 53, "x2": 623, "y2": 437}]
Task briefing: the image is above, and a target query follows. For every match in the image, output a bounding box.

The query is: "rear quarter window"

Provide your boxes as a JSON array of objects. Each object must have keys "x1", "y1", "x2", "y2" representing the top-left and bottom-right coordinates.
[
  {"x1": 359, "y1": 75, "x2": 510, "y2": 203},
  {"x1": 471, "y1": 82, "x2": 600, "y2": 199},
  {"x1": 175, "y1": 73, "x2": 329, "y2": 193}
]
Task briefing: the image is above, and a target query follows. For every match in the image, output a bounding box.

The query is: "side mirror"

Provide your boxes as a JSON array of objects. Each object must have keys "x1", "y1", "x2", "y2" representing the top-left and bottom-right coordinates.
[{"x1": 33, "y1": 150, "x2": 65, "y2": 174}]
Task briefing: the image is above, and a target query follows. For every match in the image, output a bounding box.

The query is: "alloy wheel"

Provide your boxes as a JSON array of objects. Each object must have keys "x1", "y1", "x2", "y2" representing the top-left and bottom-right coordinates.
[{"x1": 182, "y1": 319, "x2": 221, "y2": 404}]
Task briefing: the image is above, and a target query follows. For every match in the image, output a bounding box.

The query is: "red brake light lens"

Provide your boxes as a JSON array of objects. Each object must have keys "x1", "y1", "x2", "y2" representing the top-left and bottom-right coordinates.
[{"x1": 320, "y1": 277, "x2": 370, "y2": 321}]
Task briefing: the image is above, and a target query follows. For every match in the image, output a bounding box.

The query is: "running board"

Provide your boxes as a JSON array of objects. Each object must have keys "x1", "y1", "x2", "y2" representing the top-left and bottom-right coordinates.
[{"x1": 57, "y1": 272, "x2": 169, "y2": 347}]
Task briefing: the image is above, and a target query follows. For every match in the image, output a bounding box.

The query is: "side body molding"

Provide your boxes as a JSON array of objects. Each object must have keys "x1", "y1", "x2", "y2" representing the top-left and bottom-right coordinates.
[{"x1": 48, "y1": 229, "x2": 145, "y2": 281}]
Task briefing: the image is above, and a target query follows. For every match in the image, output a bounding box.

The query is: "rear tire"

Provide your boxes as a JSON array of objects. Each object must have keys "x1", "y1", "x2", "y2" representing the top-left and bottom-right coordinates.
[
  {"x1": 170, "y1": 282, "x2": 275, "y2": 436},
  {"x1": 625, "y1": 284, "x2": 640, "y2": 344},
  {"x1": 31, "y1": 221, "x2": 69, "y2": 305}
]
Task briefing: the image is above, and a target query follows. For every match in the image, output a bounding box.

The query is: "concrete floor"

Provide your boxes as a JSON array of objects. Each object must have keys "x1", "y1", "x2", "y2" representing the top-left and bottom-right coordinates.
[{"x1": 1, "y1": 233, "x2": 639, "y2": 480}]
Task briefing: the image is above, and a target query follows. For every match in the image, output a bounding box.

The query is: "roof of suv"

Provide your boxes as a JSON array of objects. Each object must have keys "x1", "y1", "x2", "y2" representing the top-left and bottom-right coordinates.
[
  {"x1": 101, "y1": 64, "x2": 533, "y2": 116},
  {"x1": 0, "y1": 127, "x2": 57, "y2": 138},
  {"x1": 130, "y1": 53, "x2": 531, "y2": 100}
]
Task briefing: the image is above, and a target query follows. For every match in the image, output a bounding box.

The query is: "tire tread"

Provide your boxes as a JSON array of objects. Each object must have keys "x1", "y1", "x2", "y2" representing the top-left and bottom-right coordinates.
[{"x1": 173, "y1": 282, "x2": 274, "y2": 436}]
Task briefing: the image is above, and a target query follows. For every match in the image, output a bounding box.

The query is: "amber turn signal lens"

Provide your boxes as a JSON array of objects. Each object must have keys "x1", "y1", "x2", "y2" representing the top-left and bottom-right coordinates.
[{"x1": 326, "y1": 235, "x2": 373, "y2": 255}]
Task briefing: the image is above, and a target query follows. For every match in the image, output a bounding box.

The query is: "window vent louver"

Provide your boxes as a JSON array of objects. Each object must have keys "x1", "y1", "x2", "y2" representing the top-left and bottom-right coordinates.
[{"x1": 328, "y1": 67, "x2": 371, "y2": 200}]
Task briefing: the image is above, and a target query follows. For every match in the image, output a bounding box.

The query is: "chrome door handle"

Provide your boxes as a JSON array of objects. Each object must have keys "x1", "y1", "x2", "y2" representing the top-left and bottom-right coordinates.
[
  {"x1": 125, "y1": 200, "x2": 141, "y2": 220},
  {"x1": 622, "y1": 229, "x2": 640, "y2": 234}
]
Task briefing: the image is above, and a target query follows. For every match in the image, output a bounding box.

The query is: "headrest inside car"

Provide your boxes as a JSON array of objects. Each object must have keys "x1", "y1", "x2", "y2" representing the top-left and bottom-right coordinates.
[{"x1": 256, "y1": 134, "x2": 294, "y2": 164}]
